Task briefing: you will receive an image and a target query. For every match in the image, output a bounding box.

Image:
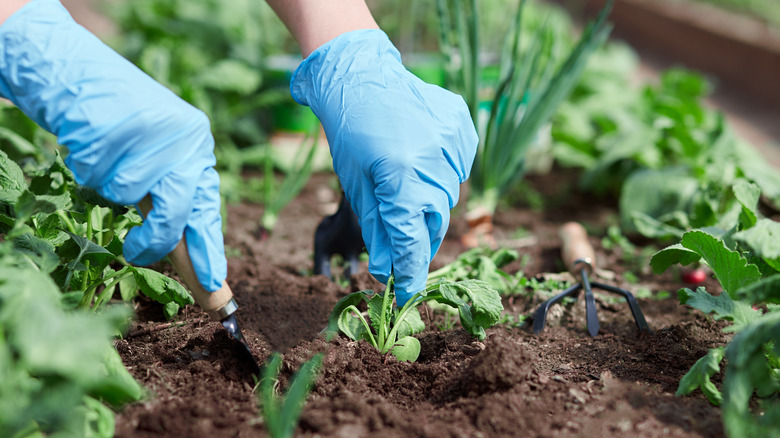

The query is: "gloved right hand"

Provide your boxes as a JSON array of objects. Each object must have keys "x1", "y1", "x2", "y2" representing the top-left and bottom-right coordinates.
[{"x1": 0, "y1": 0, "x2": 226, "y2": 292}]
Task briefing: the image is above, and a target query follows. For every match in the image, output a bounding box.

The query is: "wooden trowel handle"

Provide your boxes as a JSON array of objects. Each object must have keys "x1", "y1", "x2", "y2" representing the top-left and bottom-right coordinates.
[
  {"x1": 138, "y1": 195, "x2": 235, "y2": 321},
  {"x1": 560, "y1": 222, "x2": 595, "y2": 276}
]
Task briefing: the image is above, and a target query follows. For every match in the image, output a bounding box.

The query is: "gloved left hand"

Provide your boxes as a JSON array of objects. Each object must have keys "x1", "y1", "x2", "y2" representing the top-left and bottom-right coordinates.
[
  {"x1": 0, "y1": 0, "x2": 226, "y2": 292},
  {"x1": 291, "y1": 29, "x2": 478, "y2": 307}
]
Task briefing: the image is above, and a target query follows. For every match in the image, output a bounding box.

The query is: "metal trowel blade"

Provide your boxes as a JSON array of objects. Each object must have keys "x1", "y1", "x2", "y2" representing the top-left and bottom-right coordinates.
[{"x1": 221, "y1": 313, "x2": 261, "y2": 376}]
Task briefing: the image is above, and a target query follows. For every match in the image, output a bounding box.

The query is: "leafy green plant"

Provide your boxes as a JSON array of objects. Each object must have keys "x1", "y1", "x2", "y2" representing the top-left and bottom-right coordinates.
[
  {"x1": 427, "y1": 247, "x2": 520, "y2": 292},
  {"x1": 436, "y1": 0, "x2": 613, "y2": 243},
  {"x1": 0, "y1": 245, "x2": 144, "y2": 437},
  {"x1": 650, "y1": 181, "x2": 780, "y2": 437},
  {"x1": 327, "y1": 278, "x2": 502, "y2": 361},
  {"x1": 554, "y1": 65, "x2": 780, "y2": 240},
  {"x1": 258, "y1": 353, "x2": 323, "y2": 438},
  {"x1": 1, "y1": 149, "x2": 195, "y2": 319}
]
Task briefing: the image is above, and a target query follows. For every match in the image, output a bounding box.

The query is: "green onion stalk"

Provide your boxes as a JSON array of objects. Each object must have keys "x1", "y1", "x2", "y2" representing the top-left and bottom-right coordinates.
[{"x1": 436, "y1": 0, "x2": 614, "y2": 247}]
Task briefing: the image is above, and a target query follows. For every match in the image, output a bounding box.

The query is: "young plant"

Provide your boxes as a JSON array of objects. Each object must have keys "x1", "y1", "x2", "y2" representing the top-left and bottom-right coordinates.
[
  {"x1": 555, "y1": 65, "x2": 780, "y2": 239},
  {"x1": 436, "y1": 0, "x2": 613, "y2": 246},
  {"x1": 0, "y1": 246, "x2": 144, "y2": 437},
  {"x1": 427, "y1": 247, "x2": 520, "y2": 292},
  {"x1": 258, "y1": 353, "x2": 323, "y2": 438},
  {"x1": 1, "y1": 148, "x2": 194, "y2": 319},
  {"x1": 650, "y1": 180, "x2": 780, "y2": 437},
  {"x1": 327, "y1": 277, "x2": 502, "y2": 362}
]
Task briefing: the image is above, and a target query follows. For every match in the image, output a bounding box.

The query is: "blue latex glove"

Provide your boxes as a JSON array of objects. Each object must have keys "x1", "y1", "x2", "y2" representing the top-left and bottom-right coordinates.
[
  {"x1": 291, "y1": 29, "x2": 478, "y2": 306},
  {"x1": 0, "y1": 0, "x2": 226, "y2": 292}
]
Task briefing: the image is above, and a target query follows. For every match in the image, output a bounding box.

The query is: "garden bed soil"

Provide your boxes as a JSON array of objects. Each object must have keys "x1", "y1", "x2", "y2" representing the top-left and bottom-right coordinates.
[{"x1": 114, "y1": 170, "x2": 730, "y2": 437}]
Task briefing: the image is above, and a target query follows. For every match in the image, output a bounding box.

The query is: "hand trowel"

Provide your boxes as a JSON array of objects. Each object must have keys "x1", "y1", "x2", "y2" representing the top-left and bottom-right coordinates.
[{"x1": 138, "y1": 196, "x2": 260, "y2": 375}]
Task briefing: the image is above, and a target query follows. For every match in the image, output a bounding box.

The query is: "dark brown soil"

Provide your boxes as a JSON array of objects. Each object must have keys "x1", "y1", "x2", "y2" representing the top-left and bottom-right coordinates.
[{"x1": 113, "y1": 168, "x2": 730, "y2": 437}]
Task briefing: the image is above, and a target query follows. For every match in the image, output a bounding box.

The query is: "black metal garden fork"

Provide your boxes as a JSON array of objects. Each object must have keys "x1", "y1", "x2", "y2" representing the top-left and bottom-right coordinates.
[{"x1": 532, "y1": 222, "x2": 650, "y2": 337}]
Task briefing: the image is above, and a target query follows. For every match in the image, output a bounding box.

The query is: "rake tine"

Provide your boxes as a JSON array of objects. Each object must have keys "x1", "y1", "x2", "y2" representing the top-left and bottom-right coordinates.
[
  {"x1": 581, "y1": 269, "x2": 600, "y2": 337},
  {"x1": 532, "y1": 283, "x2": 583, "y2": 334},
  {"x1": 591, "y1": 281, "x2": 651, "y2": 333}
]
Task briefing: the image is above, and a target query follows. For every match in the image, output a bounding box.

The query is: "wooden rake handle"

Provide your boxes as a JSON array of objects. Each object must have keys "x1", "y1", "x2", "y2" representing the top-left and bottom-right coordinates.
[
  {"x1": 138, "y1": 195, "x2": 235, "y2": 321},
  {"x1": 559, "y1": 222, "x2": 595, "y2": 277}
]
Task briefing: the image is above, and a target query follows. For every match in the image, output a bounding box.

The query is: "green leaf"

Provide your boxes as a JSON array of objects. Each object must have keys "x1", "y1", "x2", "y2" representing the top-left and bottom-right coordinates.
[
  {"x1": 259, "y1": 353, "x2": 323, "y2": 438},
  {"x1": 74, "y1": 186, "x2": 128, "y2": 216},
  {"x1": 279, "y1": 354, "x2": 323, "y2": 438},
  {"x1": 722, "y1": 311, "x2": 780, "y2": 438},
  {"x1": 452, "y1": 280, "x2": 503, "y2": 328},
  {"x1": 395, "y1": 307, "x2": 425, "y2": 339},
  {"x1": 325, "y1": 290, "x2": 371, "y2": 340},
  {"x1": 0, "y1": 126, "x2": 38, "y2": 158},
  {"x1": 736, "y1": 274, "x2": 780, "y2": 305},
  {"x1": 195, "y1": 59, "x2": 262, "y2": 94},
  {"x1": 162, "y1": 301, "x2": 181, "y2": 320},
  {"x1": 0, "y1": 150, "x2": 26, "y2": 204},
  {"x1": 680, "y1": 230, "x2": 762, "y2": 297},
  {"x1": 60, "y1": 229, "x2": 115, "y2": 291},
  {"x1": 13, "y1": 191, "x2": 57, "y2": 223},
  {"x1": 87, "y1": 348, "x2": 145, "y2": 407},
  {"x1": 678, "y1": 287, "x2": 762, "y2": 332},
  {"x1": 737, "y1": 142, "x2": 780, "y2": 211},
  {"x1": 35, "y1": 214, "x2": 69, "y2": 246},
  {"x1": 367, "y1": 292, "x2": 390, "y2": 342},
  {"x1": 336, "y1": 306, "x2": 372, "y2": 344},
  {"x1": 733, "y1": 219, "x2": 780, "y2": 271},
  {"x1": 61, "y1": 230, "x2": 114, "y2": 258},
  {"x1": 118, "y1": 273, "x2": 139, "y2": 302},
  {"x1": 259, "y1": 353, "x2": 283, "y2": 437},
  {"x1": 12, "y1": 233, "x2": 59, "y2": 274},
  {"x1": 390, "y1": 336, "x2": 421, "y2": 362},
  {"x1": 676, "y1": 346, "x2": 725, "y2": 405},
  {"x1": 620, "y1": 167, "x2": 699, "y2": 234},
  {"x1": 733, "y1": 180, "x2": 760, "y2": 230},
  {"x1": 430, "y1": 280, "x2": 503, "y2": 340},
  {"x1": 650, "y1": 243, "x2": 701, "y2": 274},
  {"x1": 69, "y1": 395, "x2": 116, "y2": 438},
  {"x1": 0, "y1": 265, "x2": 141, "y2": 436},
  {"x1": 132, "y1": 267, "x2": 194, "y2": 319},
  {"x1": 631, "y1": 211, "x2": 687, "y2": 240}
]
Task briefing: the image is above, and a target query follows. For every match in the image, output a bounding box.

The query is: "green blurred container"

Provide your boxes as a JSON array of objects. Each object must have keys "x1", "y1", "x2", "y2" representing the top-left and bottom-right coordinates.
[
  {"x1": 404, "y1": 53, "x2": 447, "y2": 87},
  {"x1": 264, "y1": 54, "x2": 320, "y2": 133}
]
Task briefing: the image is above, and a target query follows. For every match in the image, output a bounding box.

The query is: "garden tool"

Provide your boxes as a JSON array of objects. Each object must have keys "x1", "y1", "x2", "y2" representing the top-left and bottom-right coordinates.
[
  {"x1": 313, "y1": 194, "x2": 364, "y2": 280},
  {"x1": 139, "y1": 196, "x2": 261, "y2": 375},
  {"x1": 532, "y1": 222, "x2": 650, "y2": 337}
]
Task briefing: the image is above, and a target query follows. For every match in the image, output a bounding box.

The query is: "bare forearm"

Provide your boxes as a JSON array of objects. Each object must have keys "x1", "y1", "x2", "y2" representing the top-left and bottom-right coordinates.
[
  {"x1": 265, "y1": 0, "x2": 379, "y2": 57},
  {"x1": 0, "y1": 0, "x2": 32, "y2": 25}
]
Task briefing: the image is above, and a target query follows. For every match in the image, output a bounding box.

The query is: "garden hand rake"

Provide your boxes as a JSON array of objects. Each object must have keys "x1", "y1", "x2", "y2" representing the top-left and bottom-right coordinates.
[
  {"x1": 532, "y1": 222, "x2": 650, "y2": 337},
  {"x1": 313, "y1": 193, "x2": 364, "y2": 280},
  {"x1": 139, "y1": 196, "x2": 261, "y2": 375}
]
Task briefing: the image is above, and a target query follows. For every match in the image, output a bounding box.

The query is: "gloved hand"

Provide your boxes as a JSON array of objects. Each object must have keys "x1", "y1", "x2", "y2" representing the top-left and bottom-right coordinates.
[
  {"x1": 0, "y1": 0, "x2": 226, "y2": 292},
  {"x1": 291, "y1": 29, "x2": 478, "y2": 306}
]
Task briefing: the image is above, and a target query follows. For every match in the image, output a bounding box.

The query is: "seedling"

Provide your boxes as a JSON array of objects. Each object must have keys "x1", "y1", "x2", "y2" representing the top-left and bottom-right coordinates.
[
  {"x1": 650, "y1": 181, "x2": 780, "y2": 435},
  {"x1": 427, "y1": 247, "x2": 519, "y2": 293},
  {"x1": 258, "y1": 353, "x2": 323, "y2": 438},
  {"x1": 326, "y1": 277, "x2": 502, "y2": 362}
]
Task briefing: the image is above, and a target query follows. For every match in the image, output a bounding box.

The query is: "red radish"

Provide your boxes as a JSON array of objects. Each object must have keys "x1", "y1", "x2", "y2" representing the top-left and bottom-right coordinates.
[{"x1": 682, "y1": 268, "x2": 707, "y2": 285}]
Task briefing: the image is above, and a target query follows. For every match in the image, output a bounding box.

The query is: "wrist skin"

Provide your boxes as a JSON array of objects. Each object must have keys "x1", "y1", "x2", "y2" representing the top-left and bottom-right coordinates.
[
  {"x1": 265, "y1": 0, "x2": 379, "y2": 57},
  {"x1": 0, "y1": 0, "x2": 32, "y2": 26}
]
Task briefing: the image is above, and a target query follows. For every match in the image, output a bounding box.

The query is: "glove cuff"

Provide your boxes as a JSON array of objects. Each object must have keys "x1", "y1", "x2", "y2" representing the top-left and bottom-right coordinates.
[{"x1": 290, "y1": 29, "x2": 402, "y2": 108}]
